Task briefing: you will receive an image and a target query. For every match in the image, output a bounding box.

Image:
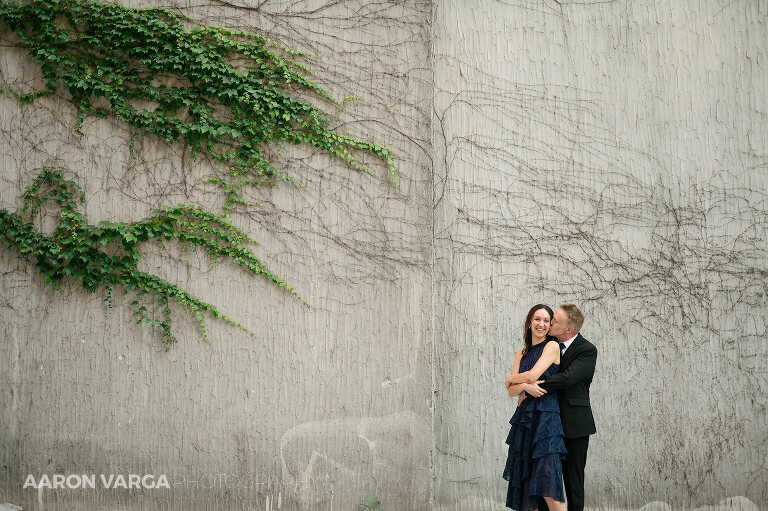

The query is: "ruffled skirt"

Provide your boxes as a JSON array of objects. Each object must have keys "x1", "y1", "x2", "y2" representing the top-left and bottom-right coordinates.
[{"x1": 503, "y1": 395, "x2": 566, "y2": 510}]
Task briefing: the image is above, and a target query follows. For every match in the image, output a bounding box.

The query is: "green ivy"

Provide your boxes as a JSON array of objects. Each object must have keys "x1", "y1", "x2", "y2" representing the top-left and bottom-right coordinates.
[
  {"x1": 0, "y1": 0, "x2": 398, "y2": 212},
  {"x1": 0, "y1": 0, "x2": 400, "y2": 345},
  {"x1": 0, "y1": 169, "x2": 299, "y2": 347},
  {"x1": 360, "y1": 497, "x2": 382, "y2": 511}
]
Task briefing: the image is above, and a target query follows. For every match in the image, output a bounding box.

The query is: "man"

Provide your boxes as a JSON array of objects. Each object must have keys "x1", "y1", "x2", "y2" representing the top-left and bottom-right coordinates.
[{"x1": 522, "y1": 304, "x2": 597, "y2": 511}]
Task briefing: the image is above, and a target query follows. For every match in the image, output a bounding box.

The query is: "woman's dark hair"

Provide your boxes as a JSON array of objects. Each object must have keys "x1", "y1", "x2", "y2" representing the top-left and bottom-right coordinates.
[{"x1": 522, "y1": 304, "x2": 556, "y2": 355}]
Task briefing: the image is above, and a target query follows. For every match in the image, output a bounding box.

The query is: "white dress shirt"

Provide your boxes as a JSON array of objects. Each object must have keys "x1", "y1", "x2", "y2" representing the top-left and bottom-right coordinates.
[{"x1": 560, "y1": 334, "x2": 578, "y2": 354}]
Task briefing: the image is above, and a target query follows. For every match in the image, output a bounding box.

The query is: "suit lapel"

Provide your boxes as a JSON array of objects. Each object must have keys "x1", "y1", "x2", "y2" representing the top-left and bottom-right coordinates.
[{"x1": 561, "y1": 333, "x2": 584, "y2": 368}]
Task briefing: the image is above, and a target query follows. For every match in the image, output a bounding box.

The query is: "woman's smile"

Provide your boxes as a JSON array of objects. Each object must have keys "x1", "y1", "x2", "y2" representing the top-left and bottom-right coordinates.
[{"x1": 530, "y1": 312, "x2": 550, "y2": 341}]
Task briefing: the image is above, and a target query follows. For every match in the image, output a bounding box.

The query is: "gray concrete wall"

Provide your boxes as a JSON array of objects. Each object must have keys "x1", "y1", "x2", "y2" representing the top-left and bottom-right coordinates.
[
  {"x1": 0, "y1": 1, "x2": 433, "y2": 510},
  {"x1": 433, "y1": 0, "x2": 767, "y2": 509},
  {"x1": 1, "y1": 0, "x2": 767, "y2": 510}
]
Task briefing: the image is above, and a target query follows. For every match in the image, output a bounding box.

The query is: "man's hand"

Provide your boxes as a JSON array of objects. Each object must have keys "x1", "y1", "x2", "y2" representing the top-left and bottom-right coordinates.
[
  {"x1": 517, "y1": 393, "x2": 526, "y2": 407},
  {"x1": 520, "y1": 381, "x2": 546, "y2": 398}
]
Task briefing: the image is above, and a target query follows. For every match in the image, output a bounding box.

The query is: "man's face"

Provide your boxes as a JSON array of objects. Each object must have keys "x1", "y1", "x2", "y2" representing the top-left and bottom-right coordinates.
[{"x1": 549, "y1": 308, "x2": 571, "y2": 340}]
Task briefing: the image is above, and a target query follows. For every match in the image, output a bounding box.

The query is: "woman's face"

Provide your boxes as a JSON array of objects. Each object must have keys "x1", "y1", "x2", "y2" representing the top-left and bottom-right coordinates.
[{"x1": 529, "y1": 309, "x2": 551, "y2": 340}]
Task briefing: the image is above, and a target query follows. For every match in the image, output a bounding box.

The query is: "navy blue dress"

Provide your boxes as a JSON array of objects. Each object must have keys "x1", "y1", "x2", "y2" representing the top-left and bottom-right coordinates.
[{"x1": 503, "y1": 340, "x2": 566, "y2": 510}]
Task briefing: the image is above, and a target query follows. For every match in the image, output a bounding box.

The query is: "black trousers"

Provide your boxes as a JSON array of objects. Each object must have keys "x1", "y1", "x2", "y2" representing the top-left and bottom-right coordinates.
[{"x1": 562, "y1": 435, "x2": 590, "y2": 511}]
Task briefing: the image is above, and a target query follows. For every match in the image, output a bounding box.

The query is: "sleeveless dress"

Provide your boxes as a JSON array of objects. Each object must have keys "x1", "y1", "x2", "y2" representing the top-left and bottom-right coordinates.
[{"x1": 503, "y1": 341, "x2": 566, "y2": 510}]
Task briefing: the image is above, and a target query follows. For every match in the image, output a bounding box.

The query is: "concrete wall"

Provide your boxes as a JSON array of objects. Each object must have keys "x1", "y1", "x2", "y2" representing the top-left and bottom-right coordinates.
[
  {"x1": 433, "y1": 0, "x2": 767, "y2": 509},
  {"x1": 1, "y1": 0, "x2": 766, "y2": 510},
  {"x1": 0, "y1": 1, "x2": 433, "y2": 510}
]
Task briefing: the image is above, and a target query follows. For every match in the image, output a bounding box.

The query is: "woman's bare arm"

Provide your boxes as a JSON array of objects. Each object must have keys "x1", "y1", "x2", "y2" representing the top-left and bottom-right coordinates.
[
  {"x1": 513, "y1": 341, "x2": 561, "y2": 383},
  {"x1": 505, "y1": 351, "x2": 526, "y2": 397}
]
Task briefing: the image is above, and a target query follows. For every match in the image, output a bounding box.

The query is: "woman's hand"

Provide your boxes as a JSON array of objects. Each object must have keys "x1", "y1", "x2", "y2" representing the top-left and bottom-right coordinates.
[{"x1": 520, "y1": 381, "x2": 546, "y2": 398}]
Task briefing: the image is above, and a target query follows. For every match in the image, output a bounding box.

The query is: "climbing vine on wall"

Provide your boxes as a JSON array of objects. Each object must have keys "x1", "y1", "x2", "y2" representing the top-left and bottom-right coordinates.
[
  {"x1": 0, "y1": 0, "x2": 398, "y2": 209},
  {"x1": 0, "y1": 0, "x2": 398, "y2": 345},
  {"x1": 0, "y1": 169, "x2": 299, "y2": 346}
]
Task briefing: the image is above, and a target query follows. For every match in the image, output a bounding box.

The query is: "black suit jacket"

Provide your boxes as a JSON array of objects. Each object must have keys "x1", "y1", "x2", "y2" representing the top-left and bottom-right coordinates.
[{"x1": 539, "y1": 333, "x2": 597, "y2": 438}]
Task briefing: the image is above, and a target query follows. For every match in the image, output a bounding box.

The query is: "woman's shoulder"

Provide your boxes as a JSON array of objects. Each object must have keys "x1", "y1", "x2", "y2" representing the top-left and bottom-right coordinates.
[{"x1": 544, "y1": 339, "x2": 560, "y2": 351}]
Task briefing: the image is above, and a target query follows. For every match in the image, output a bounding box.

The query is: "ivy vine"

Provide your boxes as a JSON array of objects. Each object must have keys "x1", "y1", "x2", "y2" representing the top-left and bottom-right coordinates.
[
  {"x1": 0, "y1": 0, "x2": 398, "y2": 211},
  {"x1": 0, "y1": 0, "x2": 399, "y2": 345},
  {"x1": 0, "y1": 168, "x2": 299, "y2": 346}
]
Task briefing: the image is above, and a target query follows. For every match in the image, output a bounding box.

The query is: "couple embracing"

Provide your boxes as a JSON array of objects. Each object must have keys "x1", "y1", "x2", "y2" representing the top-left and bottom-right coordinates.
[{"x1": 503, "y1": 304, "x2": 597, "y2": 511}]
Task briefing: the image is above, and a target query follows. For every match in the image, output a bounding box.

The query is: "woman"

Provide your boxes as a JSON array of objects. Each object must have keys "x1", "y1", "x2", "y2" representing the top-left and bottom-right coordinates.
[{"x1": 502, "y1": 304, "x2": 566, "y2": 511}]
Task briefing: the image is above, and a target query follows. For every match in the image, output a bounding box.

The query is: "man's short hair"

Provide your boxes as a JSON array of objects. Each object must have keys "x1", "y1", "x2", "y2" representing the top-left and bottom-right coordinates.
[{"x1": 560, "y1": 303, "x2": 584, "y2": 332}]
